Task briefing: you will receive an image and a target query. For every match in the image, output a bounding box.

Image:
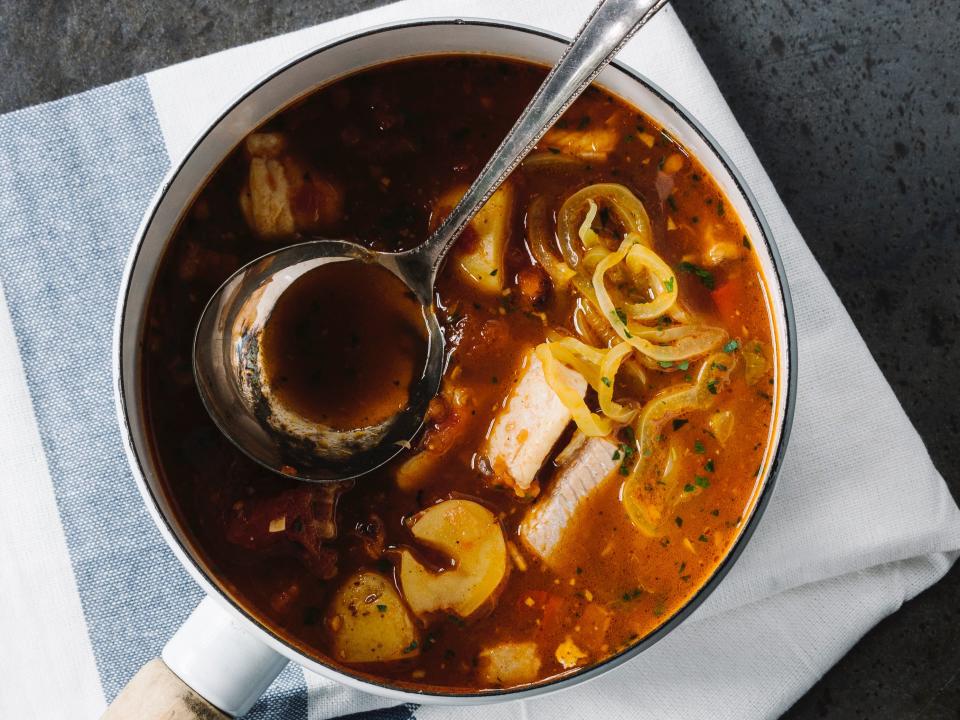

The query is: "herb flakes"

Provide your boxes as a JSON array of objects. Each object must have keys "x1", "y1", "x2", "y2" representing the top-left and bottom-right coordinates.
[{"x1": 678, "y1": 261, "x2": 716, "y2": 290}]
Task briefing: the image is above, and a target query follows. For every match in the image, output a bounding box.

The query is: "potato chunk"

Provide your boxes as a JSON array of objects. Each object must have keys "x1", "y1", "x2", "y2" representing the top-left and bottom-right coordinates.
[
  {"x1": 327, "y1": 570, "x2": 419, "y2": 663},
  {"x1": 555, "y1": 636, "x2": 588, "y2": 669},
  {"x1": 431, "y1": 183, "x2": 513, "y2": 294},
  {"x1": 478, "y1": 642, "x2": 541, "y2": 686},
  {"x1": 400, "y1": 499, "x2": 508, "y2": 619}
]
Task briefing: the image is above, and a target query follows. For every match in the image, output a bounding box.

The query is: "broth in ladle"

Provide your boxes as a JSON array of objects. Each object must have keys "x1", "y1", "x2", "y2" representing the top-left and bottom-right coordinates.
[{"x1": 259, "y1": 261, "x2": 426, "y2": 431}]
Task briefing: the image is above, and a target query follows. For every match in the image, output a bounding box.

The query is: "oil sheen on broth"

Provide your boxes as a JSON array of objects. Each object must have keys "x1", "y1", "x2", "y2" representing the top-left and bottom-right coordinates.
[
  {"x1": 260, "y1": 261, "x2": 426, "y2": 430},
  {"x1": 142, "y1": 55, "x2": 777, "y2": 692}
]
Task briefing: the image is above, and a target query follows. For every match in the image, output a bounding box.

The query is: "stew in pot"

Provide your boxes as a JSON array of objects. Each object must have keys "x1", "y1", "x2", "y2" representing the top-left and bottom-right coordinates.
[{"x1": 142, "y1": 55, "x2": 778, "y2": 692}]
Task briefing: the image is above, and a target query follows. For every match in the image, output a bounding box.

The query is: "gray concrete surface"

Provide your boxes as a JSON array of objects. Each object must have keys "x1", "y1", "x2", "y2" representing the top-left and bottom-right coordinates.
[{"x1": 1, "y1": 0, "x2": 958, "y2": 717}]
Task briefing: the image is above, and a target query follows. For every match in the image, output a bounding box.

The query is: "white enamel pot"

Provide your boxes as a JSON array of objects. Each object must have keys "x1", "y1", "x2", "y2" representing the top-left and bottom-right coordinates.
[{"x1": 111, "y1": 18, "x2": 797, "y2": 719}]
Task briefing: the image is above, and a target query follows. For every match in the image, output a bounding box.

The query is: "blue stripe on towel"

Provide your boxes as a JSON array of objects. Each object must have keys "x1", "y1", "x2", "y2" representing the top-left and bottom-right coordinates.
[{"x1": 340, "y1": 704, "x2": 418, "y2": 720}]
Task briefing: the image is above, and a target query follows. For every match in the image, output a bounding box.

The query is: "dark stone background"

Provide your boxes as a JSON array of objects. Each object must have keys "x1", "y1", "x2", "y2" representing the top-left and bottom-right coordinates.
[{"x1": 1, "y1": 0, "x2": 957, "y2": 717}]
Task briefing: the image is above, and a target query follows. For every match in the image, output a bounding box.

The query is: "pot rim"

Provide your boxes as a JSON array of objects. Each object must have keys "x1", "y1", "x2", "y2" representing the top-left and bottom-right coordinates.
[{"x1": 113, "y1": 16, "x2": 798, "y2": 704}]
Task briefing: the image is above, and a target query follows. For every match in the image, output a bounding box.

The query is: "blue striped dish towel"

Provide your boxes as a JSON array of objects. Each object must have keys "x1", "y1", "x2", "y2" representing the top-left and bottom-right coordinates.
[{"x1": 1, "y1": 2, "x2": 958, "y2": 719}]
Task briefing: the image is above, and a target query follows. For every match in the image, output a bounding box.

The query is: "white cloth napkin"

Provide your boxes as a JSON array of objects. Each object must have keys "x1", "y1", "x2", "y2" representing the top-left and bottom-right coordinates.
[{"x1": 1, "y1": 2, "x2": 956, "y2": 719}]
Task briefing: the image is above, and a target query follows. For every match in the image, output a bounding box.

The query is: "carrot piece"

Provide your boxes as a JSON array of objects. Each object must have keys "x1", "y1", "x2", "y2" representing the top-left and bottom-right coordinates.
[{"x1": 711, "y1": 282, "x2": 739, "y2": 320}]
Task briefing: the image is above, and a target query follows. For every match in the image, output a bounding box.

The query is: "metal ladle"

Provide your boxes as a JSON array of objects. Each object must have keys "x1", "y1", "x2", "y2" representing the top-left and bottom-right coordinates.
[{"x1": 194, "y1": 0, "x2": 668, "y2": 482}]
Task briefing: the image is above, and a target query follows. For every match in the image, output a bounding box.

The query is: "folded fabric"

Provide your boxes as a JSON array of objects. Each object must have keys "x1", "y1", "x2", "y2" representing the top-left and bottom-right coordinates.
[{"x1": 0, "y1": 2, "x2": 957, "y2": 719}]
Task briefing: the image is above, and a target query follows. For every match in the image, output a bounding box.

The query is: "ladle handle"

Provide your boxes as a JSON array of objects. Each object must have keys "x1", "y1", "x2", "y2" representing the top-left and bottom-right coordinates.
[
  {"x1": 100, "y1": 659, "x2": 229, "y2": 720},
  {"x1": 404, "y1": 0, "x2": 668, "y2": 288}
]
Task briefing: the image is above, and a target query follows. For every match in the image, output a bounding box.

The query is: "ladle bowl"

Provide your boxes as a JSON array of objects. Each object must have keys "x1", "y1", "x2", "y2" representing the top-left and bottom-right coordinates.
[{"x1": 193, "y1": 239, "x2": 447, "y2": 481}]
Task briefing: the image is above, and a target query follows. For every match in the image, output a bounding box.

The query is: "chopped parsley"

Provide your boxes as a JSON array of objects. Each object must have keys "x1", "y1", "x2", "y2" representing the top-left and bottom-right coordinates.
[
  {"x1": 614, "y1": 307, "x2": 628, "y2": 325},
  {"x1": 489, "y1": 268, "x2": 498, "y2": 276},
  {"x1": 659, "y1": 360, "x2": 673, "y2": 368},
  {"x1": 664, "y1": 276, "x2": 675, "y2": 292},
  {"x1": 376, "y1": 604, "x2": 388, "y2": 613},
  {"x1": 694, "y1": 439, "x2": 706, "y2": 454},
  {"x1": 723, "y1": 339, "x2": 740, "y2": 353},
  {"x1": 695, "y1": 475, "x2": 710, "y2": 489},
  {"x1": 622, "y1": 587, "x2": 644, "y2": 601},
  {"x1": 678, "y1": 261, "x2": 715, "y2": 290},
  {"x1": 698, "y1": 534, "x2": 709, "y2": 543},
  {"x1": 616, "y1": 442, "x2": 636, "y2": 476},
  {"x1": 601, "y1": 376, "x2": 612, "y2": 387},
  {"x1": 683, "y1": 483, "x2": 696, "y2": 493},
  {"x1": 674, "y1": 516, "x2": 684, "y2": 528},
  {"x1": 672, "y1": 418, "x2": 689, "y2": 431},
  {"x1": 717, "y1": 199, "x2": 725, "y2": 217},
  {"x1": 402, "y1": 640, "x2": 419, "y2": 654},
  {"x1": 705, "y1": 459, "x2": 715, "y2": 472},
  {"x1": 710, "y1": 508, "x2": 720, "y2": 517},
  {"x1": 707, "y1": 379, "x2": 719, "y2": 394},
  {"x1": 677, "y1": 360, "x2": 690, "y2": 371}
]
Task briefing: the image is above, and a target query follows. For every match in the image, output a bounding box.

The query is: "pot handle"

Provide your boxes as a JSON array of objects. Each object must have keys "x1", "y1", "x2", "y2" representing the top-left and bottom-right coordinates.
[{"x1": 101, "y1": 597, "x2": 288, "y2": 719}]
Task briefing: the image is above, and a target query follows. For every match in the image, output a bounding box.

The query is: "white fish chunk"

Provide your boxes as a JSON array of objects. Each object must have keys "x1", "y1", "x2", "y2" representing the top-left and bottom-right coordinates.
[
  {"x1": 239, "y1": 133, "x2": 342, "y2": 239},
  {"x1": 520, "y1": 435, "x2": 619, "y2": 567},
  {"x1": 482, "y1": 350, "x2": 587, "y2": 496}
]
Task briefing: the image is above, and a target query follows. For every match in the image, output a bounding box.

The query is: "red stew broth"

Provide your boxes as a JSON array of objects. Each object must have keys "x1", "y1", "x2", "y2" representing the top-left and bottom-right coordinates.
[{"x1": 142, "y1": 55, "x2": 777, "y2": 692}]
